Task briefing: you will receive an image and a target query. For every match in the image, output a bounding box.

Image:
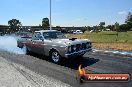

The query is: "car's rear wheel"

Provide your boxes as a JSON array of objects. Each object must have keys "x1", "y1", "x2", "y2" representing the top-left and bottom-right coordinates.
[
  {"x1": 50, "y1": 50, "x2": 62, "y2": 64},
  {"x1": 22, "y1": 45, "x2": 30, "y2": 55}
]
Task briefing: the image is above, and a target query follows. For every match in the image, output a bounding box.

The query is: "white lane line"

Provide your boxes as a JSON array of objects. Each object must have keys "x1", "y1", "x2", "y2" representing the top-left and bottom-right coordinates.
[{"x1": 92, "y1": 49, "x2": 132, "y2": 56}]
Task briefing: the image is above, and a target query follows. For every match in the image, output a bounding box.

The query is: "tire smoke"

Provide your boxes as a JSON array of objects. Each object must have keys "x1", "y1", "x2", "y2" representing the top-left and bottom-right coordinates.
[{"x1": 0, "y1": 36, "x2": 25, "y2": 54}]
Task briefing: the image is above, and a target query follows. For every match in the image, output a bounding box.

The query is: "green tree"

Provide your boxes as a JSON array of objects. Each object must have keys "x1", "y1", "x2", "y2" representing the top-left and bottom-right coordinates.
[
  {"x1": 114, "y1": 22, "x2": 119, "y2": 32},
  {"x1": 8, "y1": 19, "x2": 22, "y2": 32},
  {"x1": 110, "y1": 25, "x2": 115, "y2": 31},
  {"x1": 95, "y1": 25, "x2": 100, "y2": 33},
  {"x1": 87, "y1": 26, "x2": 91, "y2": 31},
  {"x1": 119, "y1": 24, "x2": 129, "y2": 31},
  {"x1": 125, "y1": 12, "x2": 132, "y2": 23},
  {"x1": 114, "y1": 22, "x2": 120, "y2": 41},
  {"x1": 99, "y1": 22, "x2": 105, "y2": 31},
  {"x1": 56, "y1": 26, "x2": 61, "y2": 31},
  {"x1": 81, "y1": 27, "x2": 87, "y2": 33},
  {"x1": 106, "y1": 25, "x2": 112, "y2": 31},
  {"x1": 125, "y1": 12, "x2": 132, "y2": 30},
  {"x1": 42, "y1": 17, "x2": 49, "y2": 27}
]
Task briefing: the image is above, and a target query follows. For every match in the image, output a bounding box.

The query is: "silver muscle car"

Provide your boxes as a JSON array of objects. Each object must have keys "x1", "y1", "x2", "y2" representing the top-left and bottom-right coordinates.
[{"x1": 17, "y1": 30, "x2": 92, "y2": 63}]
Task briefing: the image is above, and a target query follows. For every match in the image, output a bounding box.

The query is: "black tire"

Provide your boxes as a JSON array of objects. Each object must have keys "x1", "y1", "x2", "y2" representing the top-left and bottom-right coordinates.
[
  {"x1": 77, "y1": 53, "x2": 84, "y2": 59},
  {"x1": 78, "y1": 54, "x2": 84, "y2": 58},
  {"x1": 22, "y1": 45, "x2": 30, "y2": 55},
  {"x1": 50, "y1": 50, "x2": 62, "y2": 64}
]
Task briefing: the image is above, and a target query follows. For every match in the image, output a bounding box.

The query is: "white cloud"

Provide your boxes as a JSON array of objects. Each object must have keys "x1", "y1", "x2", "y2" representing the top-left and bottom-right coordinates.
[{"x1": 118, "y1": 11, "x2": 127, "y2": 15}]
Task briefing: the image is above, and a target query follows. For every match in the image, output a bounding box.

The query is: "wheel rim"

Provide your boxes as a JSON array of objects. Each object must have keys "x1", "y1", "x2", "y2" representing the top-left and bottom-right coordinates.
[{"x1": 51, "y1": 52, "x2": 60, "y2": 63}]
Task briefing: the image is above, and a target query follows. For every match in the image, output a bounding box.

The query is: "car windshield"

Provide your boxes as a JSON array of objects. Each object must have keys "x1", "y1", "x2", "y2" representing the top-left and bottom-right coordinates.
[{"x1": 43, "y1": 32, "x2": 66, "y2": 39}]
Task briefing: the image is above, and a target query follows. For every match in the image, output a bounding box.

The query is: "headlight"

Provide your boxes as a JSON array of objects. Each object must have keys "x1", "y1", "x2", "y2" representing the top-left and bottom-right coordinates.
[
  {"x1": 90, "y1": 42, "x2": 92, "y2": 46},
  {"x1": 86, "y1": 43, "x2": 89, "y2": 48},
  {"x1": 73, "y1": 45, "x2": 76, "y2": 51},
  {"x1": 68, "y1": 46, "x2": 71, "y2": 52}
]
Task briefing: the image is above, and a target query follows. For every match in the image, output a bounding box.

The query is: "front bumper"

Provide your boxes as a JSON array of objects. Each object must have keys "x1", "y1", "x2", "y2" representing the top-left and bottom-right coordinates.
[{"x1": 65, "y1": 48, "x2": 92, "y2": 58}]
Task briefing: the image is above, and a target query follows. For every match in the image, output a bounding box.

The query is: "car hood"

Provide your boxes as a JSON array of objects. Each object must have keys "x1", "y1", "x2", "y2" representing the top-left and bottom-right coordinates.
[{"x1": 51, "y1": 38, "x2": 90, "y2": 46}]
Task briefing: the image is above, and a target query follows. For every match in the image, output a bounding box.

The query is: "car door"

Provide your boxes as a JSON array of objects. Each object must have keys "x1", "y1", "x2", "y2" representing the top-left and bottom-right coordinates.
[{"x1": 32, "y1": 32, "x2": 45, "y2": 54}]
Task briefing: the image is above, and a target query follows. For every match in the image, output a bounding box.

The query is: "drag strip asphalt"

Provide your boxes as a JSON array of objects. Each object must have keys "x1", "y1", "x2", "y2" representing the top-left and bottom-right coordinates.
[{"x1": 0, "y1": 51, "x2": 131, "y2": 87}]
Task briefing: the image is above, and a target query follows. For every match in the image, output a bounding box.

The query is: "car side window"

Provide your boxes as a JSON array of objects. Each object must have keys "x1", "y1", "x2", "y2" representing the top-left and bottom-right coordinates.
[
  {"x1": 43, "y1": 32, "x2": 50, "y2": 39},
  {"x1": 33, "y1": 32, "x2": 43, "y2": 40}
]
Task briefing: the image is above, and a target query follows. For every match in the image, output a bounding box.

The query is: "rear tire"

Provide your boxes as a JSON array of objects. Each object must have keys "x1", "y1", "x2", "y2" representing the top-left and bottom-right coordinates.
[{"x1": 22, "y1": 45, "x2": 30, "y2": 55}]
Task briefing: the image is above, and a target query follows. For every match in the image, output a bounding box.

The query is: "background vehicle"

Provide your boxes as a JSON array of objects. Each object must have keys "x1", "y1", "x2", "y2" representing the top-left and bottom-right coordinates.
[{"x1": 73, "y1": 30, "x2": 83, "y2": 34}]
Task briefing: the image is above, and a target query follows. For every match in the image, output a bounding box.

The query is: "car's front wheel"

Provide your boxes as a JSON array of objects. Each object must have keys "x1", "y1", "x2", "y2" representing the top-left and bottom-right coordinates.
[
  {"x1": 78, "y1": 53, "x2": 85, "y2": 58},
  {"x1": 50, "y1": 50, "x2": 62, "y2": 64}
]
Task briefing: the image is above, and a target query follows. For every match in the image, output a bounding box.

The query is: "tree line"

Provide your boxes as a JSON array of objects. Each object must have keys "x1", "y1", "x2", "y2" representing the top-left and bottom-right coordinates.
[{"x1": 6, "y1": 12, "x2": 132, "y2": 33}]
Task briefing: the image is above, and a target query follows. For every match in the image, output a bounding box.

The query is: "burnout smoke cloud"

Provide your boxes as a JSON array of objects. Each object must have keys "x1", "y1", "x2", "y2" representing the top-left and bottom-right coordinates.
[{"x1": 0, "y1": 36, "x2": 25, "y2": 54}]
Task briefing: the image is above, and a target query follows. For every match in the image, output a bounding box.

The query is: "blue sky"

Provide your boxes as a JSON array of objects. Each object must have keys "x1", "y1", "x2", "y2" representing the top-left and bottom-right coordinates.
[{"x1": 0, "y1": 0, "x2": 132, "y2": 27}]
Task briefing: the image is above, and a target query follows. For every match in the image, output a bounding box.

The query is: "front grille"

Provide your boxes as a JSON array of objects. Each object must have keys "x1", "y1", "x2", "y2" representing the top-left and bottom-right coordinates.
[
  {"x1": 76, "y1": 44, "x2": 81, "y2": 51},
  {"x1": 87, "y1": 42, "x2": 92, "y2": 49},
  {"x1": 70, "y1": 43, "x2": 91, "y2": 53},
  {"x1": 82, "y1": 43, "x2": 86, "y2": 49},
  {"x1": 71, "y1": 45, "x2": 74, "y2": 52},
  {"x1": 71, "y1": 44, "x2": 81, "y2": 52}
]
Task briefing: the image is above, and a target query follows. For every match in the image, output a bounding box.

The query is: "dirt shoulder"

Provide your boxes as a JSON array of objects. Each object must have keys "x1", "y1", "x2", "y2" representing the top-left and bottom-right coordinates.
[{"x1": 92, "y1": 43, "x2": 132, "y2": 51}]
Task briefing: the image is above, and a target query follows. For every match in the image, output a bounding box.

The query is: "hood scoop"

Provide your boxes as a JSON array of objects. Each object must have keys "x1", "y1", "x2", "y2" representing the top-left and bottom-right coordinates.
[{"x1": 69, "y1": 38, "x2": 77, "y2": 41}]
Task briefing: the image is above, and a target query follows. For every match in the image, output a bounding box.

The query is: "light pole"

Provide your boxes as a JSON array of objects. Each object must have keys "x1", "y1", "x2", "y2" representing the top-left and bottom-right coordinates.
[{"x1": 50, "y1": 0, "x2": 52, "y2": 30}]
